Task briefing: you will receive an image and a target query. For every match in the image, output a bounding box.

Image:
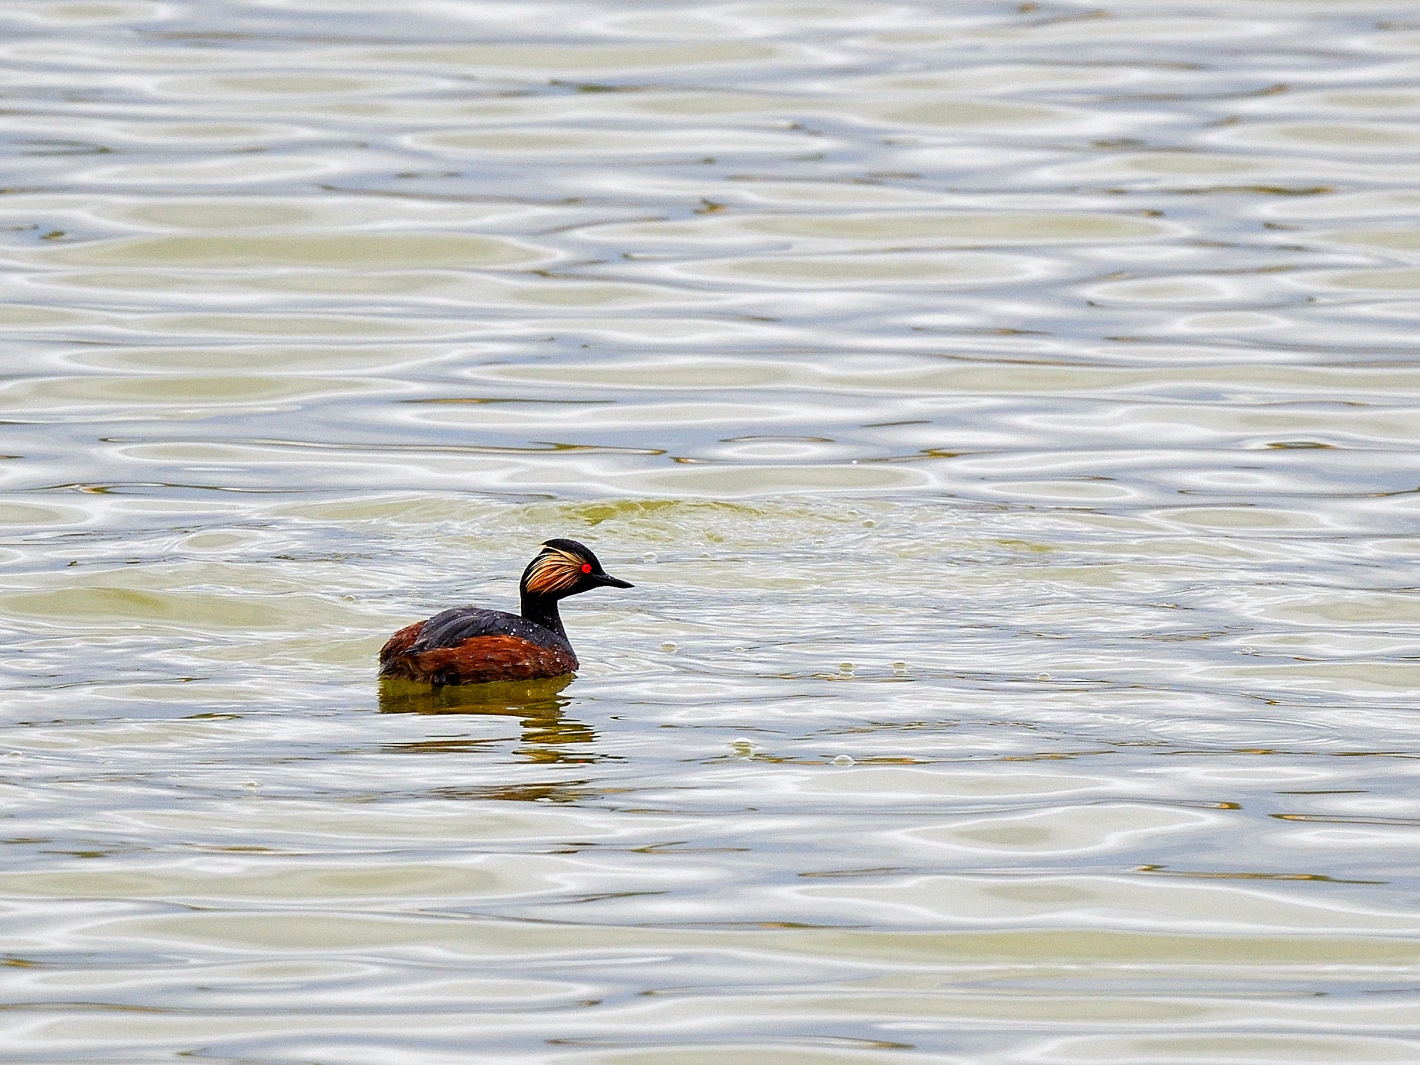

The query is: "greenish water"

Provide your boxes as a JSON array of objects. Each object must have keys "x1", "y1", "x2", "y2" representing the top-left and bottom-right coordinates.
[{"x1": 2, "y1": 1, "x2": 1419, "y2": 1062}]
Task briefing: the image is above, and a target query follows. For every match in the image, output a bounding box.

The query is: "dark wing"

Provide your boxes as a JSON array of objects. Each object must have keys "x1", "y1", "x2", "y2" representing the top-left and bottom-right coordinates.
[{"x1": 410, "y1": 608, "x2": 531, "y2": 651}]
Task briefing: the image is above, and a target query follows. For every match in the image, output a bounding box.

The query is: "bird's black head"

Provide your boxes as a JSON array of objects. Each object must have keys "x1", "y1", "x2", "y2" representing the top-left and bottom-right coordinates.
[{"x1": 520, "y1": 539, "x2": 633, "y2": 601}]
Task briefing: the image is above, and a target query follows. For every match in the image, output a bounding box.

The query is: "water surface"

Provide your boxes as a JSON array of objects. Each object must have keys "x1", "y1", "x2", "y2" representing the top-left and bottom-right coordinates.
[{"x1": 2, "y1": 1, "x2": 1420, "y2": 1062}]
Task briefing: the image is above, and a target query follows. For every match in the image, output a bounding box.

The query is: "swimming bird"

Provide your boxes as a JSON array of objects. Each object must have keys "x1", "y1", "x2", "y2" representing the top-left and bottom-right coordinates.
[{"x1": 378, "y1": 539, "x2": 632, "y2": 686}]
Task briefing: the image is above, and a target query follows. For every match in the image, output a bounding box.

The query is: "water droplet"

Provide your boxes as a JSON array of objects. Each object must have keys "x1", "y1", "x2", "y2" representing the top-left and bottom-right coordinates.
[
  {"x1": 1037, "y1": 672, "x2": 1051, "y2": 681},
  {"x1": 661, "y1": 641, "x2": 678, "y2": 653},
  {"x1": 832, "y1": 754, "x2": 854, "y2": 767},
  {"x1": 838, "y1": 662, "x2": 854, "y2": 673},
  {"x1": 861, "y1": 519, "x2": 876, "y2": 527}
]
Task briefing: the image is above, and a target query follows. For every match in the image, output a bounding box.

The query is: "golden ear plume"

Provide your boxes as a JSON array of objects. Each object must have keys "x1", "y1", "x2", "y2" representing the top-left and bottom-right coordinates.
[{"x1": 523, "y1": 543, "x2": 586, "y2": 596}]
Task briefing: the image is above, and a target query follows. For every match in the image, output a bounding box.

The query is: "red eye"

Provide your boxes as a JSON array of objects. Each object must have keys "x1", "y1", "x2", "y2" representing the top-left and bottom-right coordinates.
[{"x1": 581, "y1": 563, "x2": 592, "y2": 574}]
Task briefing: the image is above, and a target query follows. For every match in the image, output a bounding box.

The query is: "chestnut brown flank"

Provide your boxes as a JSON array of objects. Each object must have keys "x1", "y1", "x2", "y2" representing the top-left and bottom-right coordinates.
[
  {"x1": 379, "y1": 621, "x2": 425, "y2": 661},
  {"x1": 380, "y1": 633, "x2": 577, "y2": 685}
]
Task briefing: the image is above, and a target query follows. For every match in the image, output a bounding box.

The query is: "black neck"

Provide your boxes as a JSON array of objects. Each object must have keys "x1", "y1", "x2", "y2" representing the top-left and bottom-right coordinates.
[{"x1": 520, "y1": 593, "x2": 569, "y2": 646}]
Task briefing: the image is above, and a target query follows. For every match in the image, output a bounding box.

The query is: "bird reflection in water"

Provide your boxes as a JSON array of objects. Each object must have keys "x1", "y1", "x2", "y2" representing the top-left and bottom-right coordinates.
[{"x1": 378, "y1": 675, "x2": 597, "y2": 776}]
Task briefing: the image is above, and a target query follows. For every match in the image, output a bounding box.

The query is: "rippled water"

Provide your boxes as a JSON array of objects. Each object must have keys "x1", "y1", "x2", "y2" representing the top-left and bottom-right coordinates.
[{"x1": 3, "y1": 0, "x2": 1420, "y2": 1061}]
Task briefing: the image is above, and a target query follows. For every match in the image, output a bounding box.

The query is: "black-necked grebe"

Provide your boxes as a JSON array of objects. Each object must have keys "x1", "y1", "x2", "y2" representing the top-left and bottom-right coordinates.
[{"x1": 378, "y1": 539, "x2": 632, "y2": 686}]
